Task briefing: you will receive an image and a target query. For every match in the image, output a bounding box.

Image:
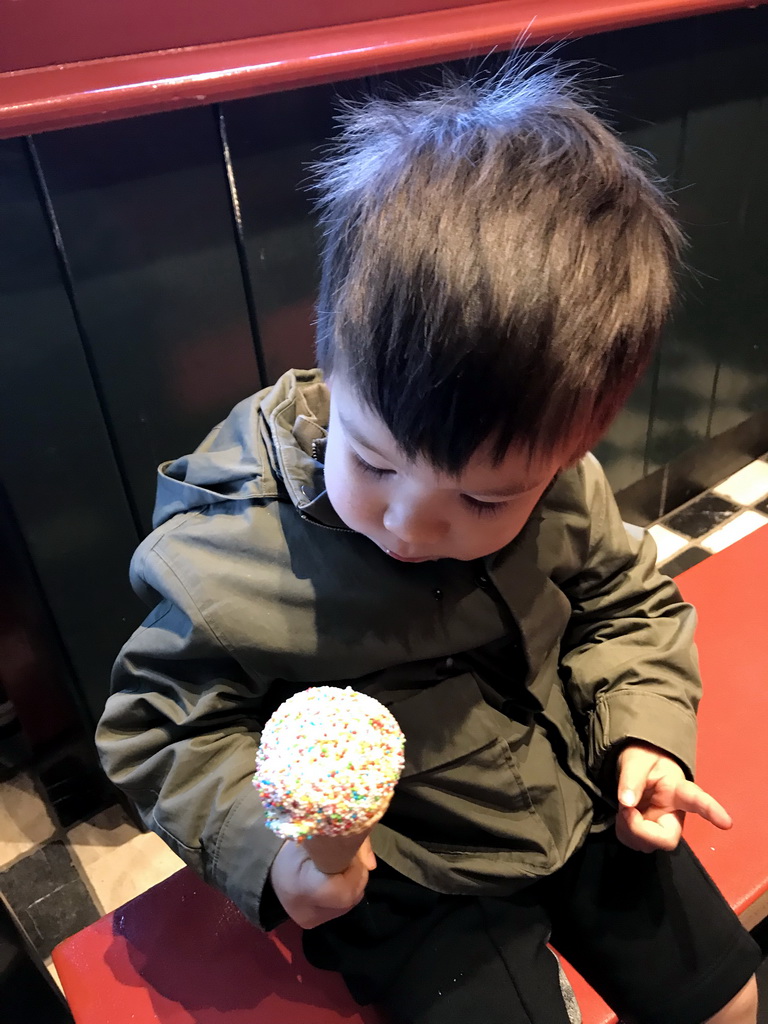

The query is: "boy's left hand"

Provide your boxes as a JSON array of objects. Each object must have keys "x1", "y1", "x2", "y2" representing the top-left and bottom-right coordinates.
[{"x1": 615, "y1": 742, "x2": 733, "y2": 853}]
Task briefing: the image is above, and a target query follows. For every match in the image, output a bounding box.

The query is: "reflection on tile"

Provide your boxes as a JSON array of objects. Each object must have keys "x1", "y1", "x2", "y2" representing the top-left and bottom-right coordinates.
[
  {"x1": 0, "y1": 774, "x2": 56, "y2": 869},
  {"x1": 69, "y1": 806, "x2": 185, "y2": 915},
  {"x1": 700, "y1": 511, "x2": 768, "y2": 554},
  {"x1": 17, "y1": 878, "x2": 100, "y2": 959},
  {"x1": 648, "y1": 524, "x2": 688, "y2": 563},
  {"x1": 2, "y1": 840, "x2": 79, "y2": 909},
  {"x1": 1, "y1": 841, "x2": 99, "y2": 958},
  {"x1": 659, "y1": 546, "x2": 711, "y2": 578},
  {"x1": 713, "y1": 460, "x2": 768, "y2": 506},
  {"x1": 664, "y1": 494, "x2": 739, "y2": 539}
]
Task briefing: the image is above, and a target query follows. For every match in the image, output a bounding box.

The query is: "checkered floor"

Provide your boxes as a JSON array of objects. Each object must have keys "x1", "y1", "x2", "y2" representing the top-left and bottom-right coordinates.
[
  {"x1": 649, "y1": 457, "x2": 768, "y2": 575},
  {"x1": 1, "y1": 455, "x2": 767, "y2": 990}
]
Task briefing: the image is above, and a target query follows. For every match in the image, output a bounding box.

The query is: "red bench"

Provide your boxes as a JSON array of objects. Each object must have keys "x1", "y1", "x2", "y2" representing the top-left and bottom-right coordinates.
[{"x1": 52, "y1": 525, "x2": 768, "y2": 1024}]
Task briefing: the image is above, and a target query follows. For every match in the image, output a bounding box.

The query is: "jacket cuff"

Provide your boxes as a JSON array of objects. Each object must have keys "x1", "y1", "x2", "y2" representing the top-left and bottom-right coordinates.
[
  {"x1": 207, "y1": 785, "x2": 285, "y2": 931},
  {"x1": 589, "y1": 689, "x2": 698, "y2": 783}
]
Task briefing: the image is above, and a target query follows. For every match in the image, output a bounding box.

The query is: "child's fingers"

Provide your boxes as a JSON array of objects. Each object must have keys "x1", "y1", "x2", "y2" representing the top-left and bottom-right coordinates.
[
  {"x1": 615, "y1": 807, "x2": 656, "y2": 852},
  {"x1": 619, "y1": 806, "x2": 682, "y2": 852},
  {"x1": 673, "y1": 780, "x2": 733, "y2": 830},
  {"x1": 311, "y1": 850, "x2": 373, "y2": 910},
  {"x1": 616, "y1": 748, "x2": 656, "y2": 807},
  {"x1": 313, "y1": 868, "x2": 369, "y2": 910},
  {"x1": 358, "y1": 836, "x2": 377, "y2": 871}
]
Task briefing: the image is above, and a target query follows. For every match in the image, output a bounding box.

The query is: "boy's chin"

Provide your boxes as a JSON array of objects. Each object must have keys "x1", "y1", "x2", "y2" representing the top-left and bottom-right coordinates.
[
  {"x1": 382, "y1": 548, "x2": 437, "y2": 564},
  {"x1": 371, "y1": 539, "x2": 481, "y2": 563},
  {"x1": 366, "y1": 538, "x2": 439, "y2": 562}
]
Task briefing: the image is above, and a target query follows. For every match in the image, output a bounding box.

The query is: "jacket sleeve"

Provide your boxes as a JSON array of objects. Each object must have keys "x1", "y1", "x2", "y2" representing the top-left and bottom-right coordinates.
[
  {"x1": 557, "y1": 455, "x2": 700, "y2": 787},
  {"x1": 95, "y1": 541, "x2": 286, "y2": 931}
]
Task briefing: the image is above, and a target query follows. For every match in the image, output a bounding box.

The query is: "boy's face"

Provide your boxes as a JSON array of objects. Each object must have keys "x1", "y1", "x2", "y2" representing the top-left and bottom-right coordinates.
[{"x1": 323, "y1": 375, "x2": 564, "y2": 563}]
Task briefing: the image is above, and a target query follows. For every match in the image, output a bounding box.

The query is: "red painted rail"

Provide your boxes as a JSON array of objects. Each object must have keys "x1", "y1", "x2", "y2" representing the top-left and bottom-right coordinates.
[{"x1": 1, "y1": 0, "x2": 764, "y2": 138}]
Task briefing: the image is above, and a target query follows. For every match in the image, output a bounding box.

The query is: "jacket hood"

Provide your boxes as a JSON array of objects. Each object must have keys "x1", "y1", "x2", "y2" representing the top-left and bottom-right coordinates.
[{"x1": 152, "y1": 369, "x2": 347, "y2": 531}]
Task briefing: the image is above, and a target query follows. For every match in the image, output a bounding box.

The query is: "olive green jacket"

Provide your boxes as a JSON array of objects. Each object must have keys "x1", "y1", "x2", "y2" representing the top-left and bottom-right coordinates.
[{"x1": 96, "y1": 369, "x2": 700, "y2": 929}]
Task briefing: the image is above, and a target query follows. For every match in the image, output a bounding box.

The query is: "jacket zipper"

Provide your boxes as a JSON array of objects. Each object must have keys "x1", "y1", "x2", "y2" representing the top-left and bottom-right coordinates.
[
  {"x1": 298, "y1": 439, "x2": 352, "y2": 533},
  {"x1": 297, "y1": 510, "x2": 352, "y2": 534}
]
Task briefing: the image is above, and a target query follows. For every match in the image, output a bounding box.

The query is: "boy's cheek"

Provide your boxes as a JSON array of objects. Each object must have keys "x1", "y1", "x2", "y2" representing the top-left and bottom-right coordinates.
[
  {"x1": 331, "y1": 494, "x2": 366, "y2": 532},
  {"x1": 324, "y1": 475, "x2": 376, "y2": 534},
  {"x1": 462, "y1": 504, "x2": 540, "y2": 559}
]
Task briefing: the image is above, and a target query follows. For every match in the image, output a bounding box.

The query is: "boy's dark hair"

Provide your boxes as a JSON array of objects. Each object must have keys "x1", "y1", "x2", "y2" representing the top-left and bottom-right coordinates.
[{"x1": 312, "y1": 55, "x2": 685, "y2": 472}]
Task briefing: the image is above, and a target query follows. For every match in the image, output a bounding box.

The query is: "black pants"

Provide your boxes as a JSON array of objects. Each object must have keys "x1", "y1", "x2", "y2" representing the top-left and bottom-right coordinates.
[{"x1": 303, "y1": 832, "x2": 760, "y2": 1024}]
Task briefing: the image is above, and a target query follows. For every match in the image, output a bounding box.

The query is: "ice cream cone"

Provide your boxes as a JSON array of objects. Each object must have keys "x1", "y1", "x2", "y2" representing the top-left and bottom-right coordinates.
[
  {"x1": 304, "y1": 825, "x2": 374, "y2": 874},
  {"x1": 253, "y1": 687, "x2": 404, "y2": 864}
]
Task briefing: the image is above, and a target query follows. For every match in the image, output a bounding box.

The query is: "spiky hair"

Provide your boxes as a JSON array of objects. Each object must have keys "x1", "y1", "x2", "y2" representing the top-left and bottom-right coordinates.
[{"x1": 312, "y1": 54, "x2": 684, "y2": 471}]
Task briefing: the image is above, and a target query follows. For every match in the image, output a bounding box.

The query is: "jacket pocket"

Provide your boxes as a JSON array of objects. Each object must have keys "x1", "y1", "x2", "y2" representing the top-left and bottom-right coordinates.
[{"x1": 381, "y1": 674, "x2": 559, "y2": 871}]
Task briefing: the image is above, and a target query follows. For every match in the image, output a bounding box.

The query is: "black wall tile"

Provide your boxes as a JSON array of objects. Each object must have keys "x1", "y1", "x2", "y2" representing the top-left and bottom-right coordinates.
[
  {"x1": 223, "y1": 85, "x2": 337, "y2": 382},
  {"x1": 32, "y1": 106, "x2": 263, "y2": 532},
  {"x1": 39, "y1": 747, "x2": 116, "y2": 829},
  {"x1": 663, "y1": 12, "x2": 768, "y2": 447},
  {"x1": 0, "y1": 137, "x2": 143, "y2": 724},
  {"x1": 660, "y1": 410, "x2": 768, "y2": 515}
]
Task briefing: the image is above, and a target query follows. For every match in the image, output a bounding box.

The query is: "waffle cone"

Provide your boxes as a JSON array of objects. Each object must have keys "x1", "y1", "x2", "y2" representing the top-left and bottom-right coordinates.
[
  {"x1": 304, "y1": 804, "x2": 388, "y2": 874},
  {"x1": 304, "y1": 827, "x2": 373, "y2": 874}
]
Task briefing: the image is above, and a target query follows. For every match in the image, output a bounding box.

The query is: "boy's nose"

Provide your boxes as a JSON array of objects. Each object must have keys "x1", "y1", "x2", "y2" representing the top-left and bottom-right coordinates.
[{"x1": 383, "y1": 501, "x2": 449, "y2": 548}]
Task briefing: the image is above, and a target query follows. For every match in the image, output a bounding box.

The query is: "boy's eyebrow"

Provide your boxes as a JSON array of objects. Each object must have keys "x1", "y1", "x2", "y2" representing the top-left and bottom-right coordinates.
[
  {"x1": 340, "y1": 416, "x2": 393, "y2": 463},
  {"x1": 468, "y1": 482, "x2": 542, "y2": 499},
  {"x1": 341, "y1": 413, "x2": 547, "y2": 498}
]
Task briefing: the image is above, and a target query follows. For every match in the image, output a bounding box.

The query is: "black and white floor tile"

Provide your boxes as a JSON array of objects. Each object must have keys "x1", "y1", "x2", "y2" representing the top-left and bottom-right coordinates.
[
  {"x1": 649, "y1": 457, "x2": 768, "y2": 577},
  {"x1": 1, "y1": 455, "x2": 767, "y2": 991},
  {"x1": 0, "y1": 765, "x2": 183, "y2": 986}
]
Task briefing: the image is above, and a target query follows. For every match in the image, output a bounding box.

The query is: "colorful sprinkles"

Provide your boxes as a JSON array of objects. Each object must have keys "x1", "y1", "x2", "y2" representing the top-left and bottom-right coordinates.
[{"x1": 253, "y1": 687, "x2": 405, "y2": 841}]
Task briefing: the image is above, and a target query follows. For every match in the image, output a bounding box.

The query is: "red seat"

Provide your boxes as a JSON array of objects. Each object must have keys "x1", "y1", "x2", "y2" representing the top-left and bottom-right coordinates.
[
  {"x1": 562, "y1": 524, "x2": 768, "y2": 1023},
  {"x1": 673, "y1": 524, "x2": 768, "y2": 929},
  {"x1": 53, "y1": 525, "x2": 768, "y2": 1024},
  {"x1": 53, "y1": 866, "x2": 388, "y2": 1024}
]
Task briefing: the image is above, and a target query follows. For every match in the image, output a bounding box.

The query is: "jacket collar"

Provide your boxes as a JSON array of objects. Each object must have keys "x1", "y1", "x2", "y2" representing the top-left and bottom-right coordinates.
[{"x1": 263, "y1": 370, "x2": 351, "y2": 531}]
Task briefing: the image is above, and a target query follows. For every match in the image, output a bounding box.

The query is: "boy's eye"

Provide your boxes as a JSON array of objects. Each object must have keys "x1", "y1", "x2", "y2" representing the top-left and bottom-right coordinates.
[
  {"x1": 353, "y1": 452, "x2": 393, "y2": 477},
  {"x1": 461, "y1": 495, "x2": 508, "y2": 516}
]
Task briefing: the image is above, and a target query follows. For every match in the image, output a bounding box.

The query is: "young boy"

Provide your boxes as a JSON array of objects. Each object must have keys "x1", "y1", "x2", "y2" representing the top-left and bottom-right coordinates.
[{"x1": 96, "y1": 60, "x2": 760, "y2": 1023}]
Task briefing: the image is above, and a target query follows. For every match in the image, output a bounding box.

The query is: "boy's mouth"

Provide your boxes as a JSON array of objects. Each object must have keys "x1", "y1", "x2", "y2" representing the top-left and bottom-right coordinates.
[{"x1": 384, "y1": 549, "x2": 434, "y2": 563}]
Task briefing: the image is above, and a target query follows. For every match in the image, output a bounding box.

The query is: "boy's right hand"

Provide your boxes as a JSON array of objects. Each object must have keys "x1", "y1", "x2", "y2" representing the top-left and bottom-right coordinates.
[{"x1": 269, "y1": 837, "x2": 376, "y2": 930}]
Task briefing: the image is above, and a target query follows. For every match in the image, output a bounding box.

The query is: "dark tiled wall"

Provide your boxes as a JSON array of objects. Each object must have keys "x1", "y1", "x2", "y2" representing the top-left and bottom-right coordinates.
[{"x1": 0, "y1": 6, "x2": 766, "y2": 729}]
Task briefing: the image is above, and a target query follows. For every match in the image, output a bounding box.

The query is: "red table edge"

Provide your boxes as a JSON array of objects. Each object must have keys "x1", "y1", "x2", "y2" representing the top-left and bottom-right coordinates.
[{"x1": 1, "y1": 0, "x2": 763, "y2": 138}]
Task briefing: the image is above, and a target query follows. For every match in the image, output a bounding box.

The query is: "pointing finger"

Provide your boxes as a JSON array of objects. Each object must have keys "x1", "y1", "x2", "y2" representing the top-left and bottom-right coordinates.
[{"x1": 674, "y1": 781, "x2": 733, "y2": 830}]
